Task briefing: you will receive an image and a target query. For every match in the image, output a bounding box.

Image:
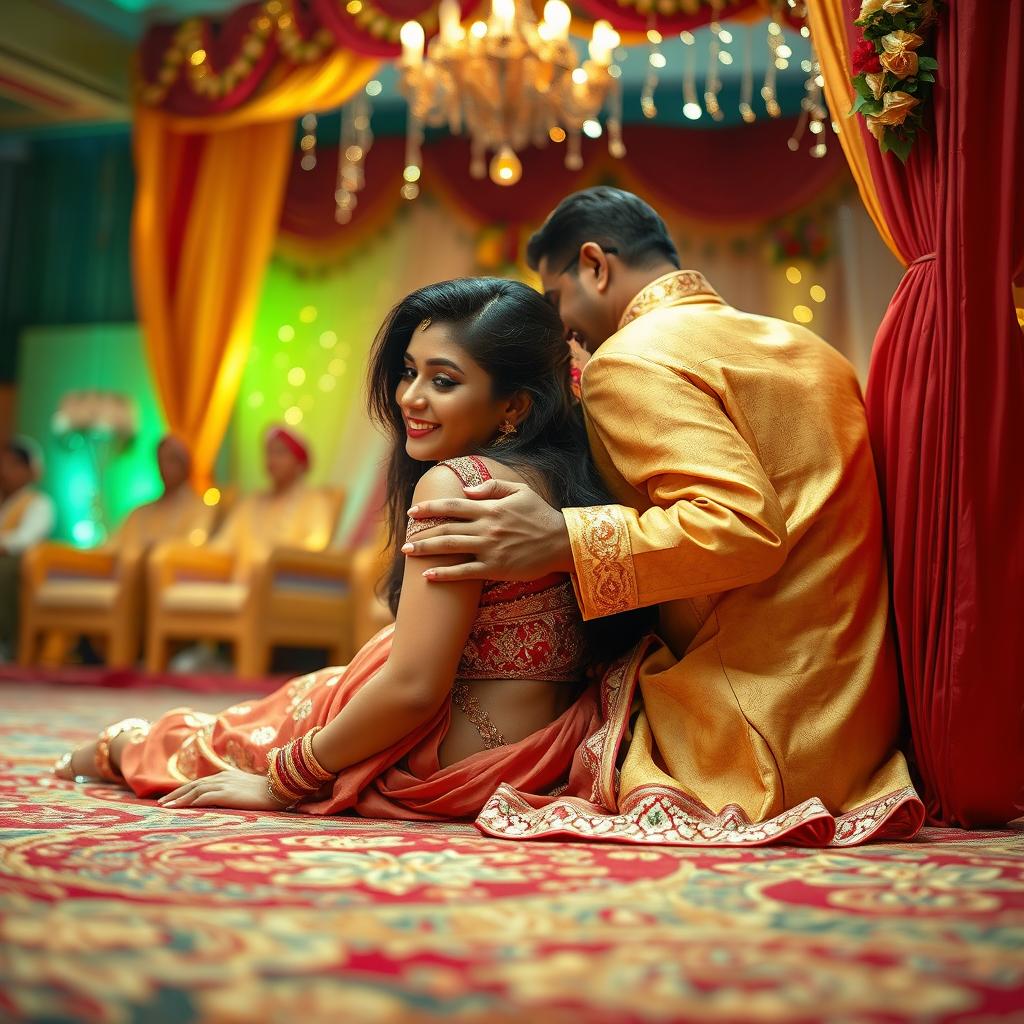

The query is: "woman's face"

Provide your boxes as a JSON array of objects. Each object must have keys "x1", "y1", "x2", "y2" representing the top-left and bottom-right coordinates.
[{"x1": 395, "y1": 323, "x2": 514, "y2": 462}]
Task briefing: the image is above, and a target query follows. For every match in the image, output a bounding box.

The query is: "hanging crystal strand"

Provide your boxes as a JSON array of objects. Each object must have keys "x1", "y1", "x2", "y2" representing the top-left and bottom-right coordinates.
[
  {"x1": 739, "y1": 23, "x2": 756, "y2": 123},
  {"x1": 703, "y1": 6, "x2": 724, "y2": 122},
  {"x1": 641, "y1": 19, "x2": 663, "y2": 119},
  {"x1": 300, "y1": 112, "x2": 318, "y2": 170},
  {"x1": 761, "y1": 17, "x2": 783, "y2": 117},
  {"x1": 807, "y1": 48, "x2": 827, "y2": 158},
  {"x1": 565, "y1": 124, "x2": 583, "y2": 170},
  {"x1": 402, "y1": 111, "x2": 423, "y2": 199},
  {"x1": 335, "y1": 106, "x2": 356, "y2": 223},
  {"x1": 607, "y1": 73, "x2": 626, "y2": 158},
  {"x1": 679, "y1": 30, "x2": 700, "y2": 121},
  {"x1": 469, "y1": 136, "x2": 486, "y2": 179},
  {"x1": 335, "y1": 92, "x2": 375, "y2": 222},
  {"x1": 351, "y1": 90, "x2": 374, "y2": 190},
  {"x1": 787, "y1": 105, "x2": 809, "y2": 151}
]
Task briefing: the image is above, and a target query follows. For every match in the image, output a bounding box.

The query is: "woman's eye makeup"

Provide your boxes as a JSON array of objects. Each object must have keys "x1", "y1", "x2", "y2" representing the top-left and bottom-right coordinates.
[{"x1": 401, "y1": 364, "x2": 459, "y2": 389}]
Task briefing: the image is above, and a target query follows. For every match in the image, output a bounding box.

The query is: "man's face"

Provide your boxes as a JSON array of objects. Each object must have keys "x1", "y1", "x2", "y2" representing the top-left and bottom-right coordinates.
[
  {"x1": 157, "y1": 442, "x2": 189, "y2": 492},
  {"x1": 538, "y1": 249, "x2": 619, "y2": 352},
  {"x1": 0, "y1": 452, "x2": 30, "y2": 494},
  {"x1": 265, "y1": 436, "x2": 305, "y2": 490}
]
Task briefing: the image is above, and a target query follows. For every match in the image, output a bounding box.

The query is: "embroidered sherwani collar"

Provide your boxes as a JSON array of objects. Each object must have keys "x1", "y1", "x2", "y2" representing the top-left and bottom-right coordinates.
[{"x1": 618, "y1": 270, "x2": 721, "y2": 330}]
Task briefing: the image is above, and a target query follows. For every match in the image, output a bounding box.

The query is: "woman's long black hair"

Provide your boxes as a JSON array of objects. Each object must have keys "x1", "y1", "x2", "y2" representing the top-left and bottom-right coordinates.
[{"x1": 367, "y1": 277, "x2": 651, "y2": 665}]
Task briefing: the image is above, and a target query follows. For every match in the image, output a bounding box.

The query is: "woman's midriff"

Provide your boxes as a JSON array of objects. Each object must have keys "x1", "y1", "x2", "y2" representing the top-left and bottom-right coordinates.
[{"x1": 437, "y1": 676, "x2": 584, "y2": 767}]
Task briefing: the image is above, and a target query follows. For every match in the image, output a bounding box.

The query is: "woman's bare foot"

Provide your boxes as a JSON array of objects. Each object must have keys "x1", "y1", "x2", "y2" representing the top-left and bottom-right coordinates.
[
  {"x1": 52, "y1": 721, "x2": 147, "y2": 782},
  {"x1": 52, "y1": 741, "x2": 102, "y2": 781}
]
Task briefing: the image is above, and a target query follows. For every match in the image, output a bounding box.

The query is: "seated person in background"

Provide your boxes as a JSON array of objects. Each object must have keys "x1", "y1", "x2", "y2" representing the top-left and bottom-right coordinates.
[
  {"x1": 114, "y1": 435, "x2": 212, "y2": 553},
  {"x1": 0, "y1": 437, "x2": 55, "y2": 659},
  {"x1": 160, "y1": 424, "x2": 336, "y2": 673},
  {"x1": 209, "y1": 425, "x2": 334, "y2": 578}
]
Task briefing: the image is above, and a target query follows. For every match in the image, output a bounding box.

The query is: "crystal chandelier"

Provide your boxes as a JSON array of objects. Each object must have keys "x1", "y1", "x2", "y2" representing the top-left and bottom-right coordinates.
[{"x1": 398, "y1": 0, "x2": 623, "y2": 192}]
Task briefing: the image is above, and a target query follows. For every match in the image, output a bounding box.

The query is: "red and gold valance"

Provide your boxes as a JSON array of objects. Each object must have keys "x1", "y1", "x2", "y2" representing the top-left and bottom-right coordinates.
[{"x1": 138, "y1": 0, "x2": 805, "y2": 114}]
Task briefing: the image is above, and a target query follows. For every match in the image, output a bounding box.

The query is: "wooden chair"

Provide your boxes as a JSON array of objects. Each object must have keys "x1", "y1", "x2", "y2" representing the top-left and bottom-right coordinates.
[
  {"x1": 17, "y1": 494, "x2": 227, "y2": 668},
  {"x1": 145, "y1": 488, "x2": 354, "y2": 678},
  {"x1": 19, "y1": 545, "x2": 143, "y2": 667}
]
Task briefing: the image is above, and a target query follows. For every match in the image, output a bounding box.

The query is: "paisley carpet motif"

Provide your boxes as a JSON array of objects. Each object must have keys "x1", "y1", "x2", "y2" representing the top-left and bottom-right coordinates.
[{"x1": 2, "y1": 683, "x2": 1022, "y2": 1023}]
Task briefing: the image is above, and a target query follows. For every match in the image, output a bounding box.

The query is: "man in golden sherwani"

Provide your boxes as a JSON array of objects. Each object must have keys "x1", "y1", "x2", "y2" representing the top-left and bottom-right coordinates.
[{"x1": 407, "y1": 187, "x2": 921, "y2": 839}]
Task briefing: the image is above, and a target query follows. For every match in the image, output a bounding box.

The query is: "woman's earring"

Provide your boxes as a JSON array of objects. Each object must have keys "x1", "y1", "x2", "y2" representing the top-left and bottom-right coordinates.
[{"x1": 494, "y1": 419, "x2": 517, "y2": 445}]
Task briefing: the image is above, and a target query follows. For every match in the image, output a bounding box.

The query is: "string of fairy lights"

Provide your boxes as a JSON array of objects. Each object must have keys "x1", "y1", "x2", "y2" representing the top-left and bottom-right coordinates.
[{"x1": 245, "y1": 303, "x2": 353, "y2": 434}]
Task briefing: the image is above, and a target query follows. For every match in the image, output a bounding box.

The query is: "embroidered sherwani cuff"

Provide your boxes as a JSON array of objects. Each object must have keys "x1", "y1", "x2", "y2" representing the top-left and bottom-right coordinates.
[{"x1": 564, "y1": 505, "x2": 639, "y2": 620}]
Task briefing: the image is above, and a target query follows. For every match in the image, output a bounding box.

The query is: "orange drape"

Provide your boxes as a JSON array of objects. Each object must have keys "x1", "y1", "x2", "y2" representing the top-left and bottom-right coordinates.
[
  {"x1": 132, "y1": 51, "x2": 379, "y2": 487},
  {"x1": 805, "y1": 0, "x2": 905, "y2": 266}
]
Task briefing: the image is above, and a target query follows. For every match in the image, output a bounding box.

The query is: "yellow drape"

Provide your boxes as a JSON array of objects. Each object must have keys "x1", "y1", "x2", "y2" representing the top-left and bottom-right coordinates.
[
  {"x1": 805, "y1": 0, "x2": 906, "y2": 266},
  {"x1": 132, "y1": 50, "x2": 379, "y2": 487}
]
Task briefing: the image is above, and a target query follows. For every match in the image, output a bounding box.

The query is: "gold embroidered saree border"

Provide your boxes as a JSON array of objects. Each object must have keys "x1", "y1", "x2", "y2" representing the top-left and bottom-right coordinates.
[
  {"x1": 474, "y1": 636, "x2": 926, "y2": 848},
  {"x1": 564, "y1": 504, "x2": 639, "y2": 620},
  {"x1": 476, "y1": 782, "x2": 925, "y2": 848}
]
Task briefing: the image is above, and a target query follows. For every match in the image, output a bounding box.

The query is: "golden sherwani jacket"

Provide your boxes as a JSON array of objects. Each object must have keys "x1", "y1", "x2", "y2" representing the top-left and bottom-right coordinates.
[{"x1": 564, "y1": 270, "x2": 916, "y2": 823}]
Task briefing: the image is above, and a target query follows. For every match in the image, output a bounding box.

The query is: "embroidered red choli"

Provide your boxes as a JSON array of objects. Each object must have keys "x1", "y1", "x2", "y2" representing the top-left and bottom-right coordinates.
[{"x1": 406, "y1": 456, "x2": 585, "y2": 683}]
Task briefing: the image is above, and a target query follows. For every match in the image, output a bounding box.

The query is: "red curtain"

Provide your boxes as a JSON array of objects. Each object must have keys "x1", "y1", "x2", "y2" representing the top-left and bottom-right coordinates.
[{"x1": 858, "y1": 1, "x2": 1024, "y2": 825}]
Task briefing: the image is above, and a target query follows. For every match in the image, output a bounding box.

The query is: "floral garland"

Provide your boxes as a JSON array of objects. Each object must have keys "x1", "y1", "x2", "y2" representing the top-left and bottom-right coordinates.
[
  {"x1": 768, "y1": 214, "x2": 830, "y2": 265},
  {"x1": 849, "y1": 0, "x2": 940, "y2": 163}
]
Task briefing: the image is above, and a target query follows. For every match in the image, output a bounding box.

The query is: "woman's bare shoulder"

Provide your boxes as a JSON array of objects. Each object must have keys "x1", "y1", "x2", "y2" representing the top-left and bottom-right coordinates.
[{"x1": 411, "y1": 463, "x2": 471, "y2": 503}]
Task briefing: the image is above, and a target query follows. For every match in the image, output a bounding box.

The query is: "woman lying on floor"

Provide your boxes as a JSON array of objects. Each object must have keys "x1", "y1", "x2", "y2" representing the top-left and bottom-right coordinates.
[{"x1": 54, "y1": 277, "x2": 651, "y2": 818}]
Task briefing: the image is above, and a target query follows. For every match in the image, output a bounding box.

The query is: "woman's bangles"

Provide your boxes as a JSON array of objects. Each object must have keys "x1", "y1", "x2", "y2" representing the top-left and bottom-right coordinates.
[{"x1": 266, "y1": 727, "x2": 336, "y2": 807}]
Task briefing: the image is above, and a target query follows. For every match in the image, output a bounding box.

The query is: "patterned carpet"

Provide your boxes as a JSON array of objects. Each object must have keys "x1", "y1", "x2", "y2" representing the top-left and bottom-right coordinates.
[{"x1": 2, "y1": 683, "x2": 1023, "y2": 1024}]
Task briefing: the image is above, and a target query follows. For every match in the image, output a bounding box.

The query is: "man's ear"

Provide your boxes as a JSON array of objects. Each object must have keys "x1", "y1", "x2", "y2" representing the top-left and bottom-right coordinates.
[{"x1": 579, "y1": 241, "x2": 611, "y2": 294}]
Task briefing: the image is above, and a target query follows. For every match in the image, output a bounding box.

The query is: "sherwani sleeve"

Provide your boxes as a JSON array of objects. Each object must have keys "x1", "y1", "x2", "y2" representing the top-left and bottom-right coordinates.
[{"x1": 564, "y1": 351, "x2": 789, "y2": 620}]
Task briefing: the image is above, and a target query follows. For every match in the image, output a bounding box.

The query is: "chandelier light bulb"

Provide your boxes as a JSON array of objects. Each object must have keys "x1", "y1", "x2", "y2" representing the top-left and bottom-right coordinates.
[
  {"x1": 491, "y1": 0, "x2": 515, "y2": 36},
  {"x1": 489, "y1": 145, "x2": 523, "y2": 186},
  {"x1": 439, "y1": 0, "x2": 463, "y2": 45},
  {"x1": 400, "y1": 20, "x2": 425, "y2": 65},
  {"x1": 589, "y1": 20, "x2": 619, "y2": 65},
  {"x1": 543, "y1": 0, "x2": 571, "y2": 41},
  {"x1": 470, "y1": 20, "x2": 488, "y2": 38}
]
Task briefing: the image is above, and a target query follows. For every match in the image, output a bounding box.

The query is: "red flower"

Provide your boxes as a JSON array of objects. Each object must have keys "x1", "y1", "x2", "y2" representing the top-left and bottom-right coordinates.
[{"x1": 852, "y1": 38, "x2": 882, "y2": 75}]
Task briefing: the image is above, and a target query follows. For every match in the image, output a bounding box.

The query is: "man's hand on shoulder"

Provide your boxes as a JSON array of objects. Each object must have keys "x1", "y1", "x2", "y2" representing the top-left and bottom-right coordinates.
[{"x1": 402, "y1": 478, "x2": 574, "y2": 582}]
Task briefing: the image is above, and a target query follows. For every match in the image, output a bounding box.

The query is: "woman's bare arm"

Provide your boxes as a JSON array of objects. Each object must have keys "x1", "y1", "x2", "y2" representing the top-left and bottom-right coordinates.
[{"x1": 309, "y1": 464, "x2": 484, "y2": 773}]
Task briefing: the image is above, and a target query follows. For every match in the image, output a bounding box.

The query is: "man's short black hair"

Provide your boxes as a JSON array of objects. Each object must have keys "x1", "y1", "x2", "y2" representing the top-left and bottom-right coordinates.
[{"x1": 526, "y1": 186, "x2": 680, "y2": 274}]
